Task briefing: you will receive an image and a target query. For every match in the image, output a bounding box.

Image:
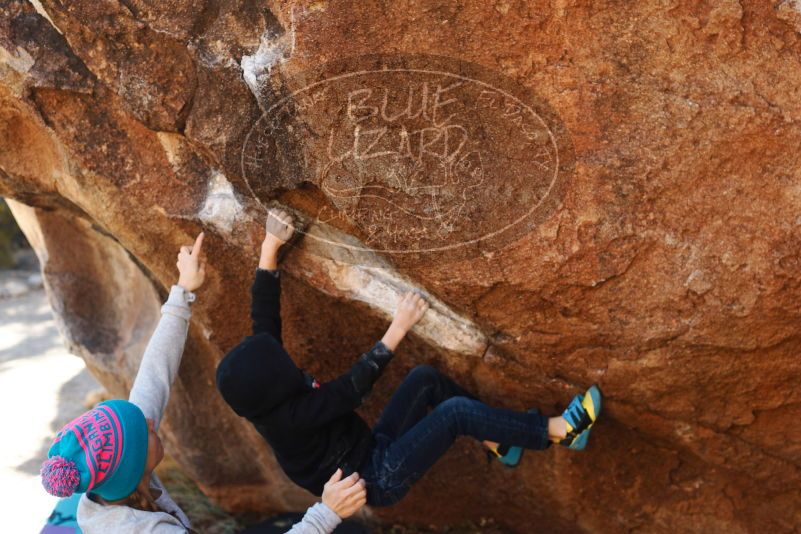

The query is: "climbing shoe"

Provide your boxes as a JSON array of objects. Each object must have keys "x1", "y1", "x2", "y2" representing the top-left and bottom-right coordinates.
[
  {"x1": 560, "y1": 385, "x2": 602, "y2": 450},
  {"x1": 486, "y1": 442, "x2": 518, "y2": 465},
  {"x1": 487, "y1": 408, "x2": 539, "y2": 467}
]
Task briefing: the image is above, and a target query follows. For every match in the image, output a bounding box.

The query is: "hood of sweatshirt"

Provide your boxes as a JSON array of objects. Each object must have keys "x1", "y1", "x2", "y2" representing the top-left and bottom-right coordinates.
[{"x1": 216, "y1": 333, "x2": 306, "y2": 419}]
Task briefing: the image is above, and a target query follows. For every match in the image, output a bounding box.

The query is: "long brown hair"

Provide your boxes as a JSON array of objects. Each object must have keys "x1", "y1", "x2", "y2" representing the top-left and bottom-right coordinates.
[
  {"x1": 122, "y1": 487, "x2": 160, "y2": 513},
  {"x1": 96, "y1": 487, "x2": 159, "y2": 513}
]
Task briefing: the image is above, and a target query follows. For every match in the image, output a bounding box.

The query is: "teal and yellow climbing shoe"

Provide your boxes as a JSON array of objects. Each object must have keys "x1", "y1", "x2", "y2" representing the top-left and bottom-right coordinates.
[
  {"x1": 487, "y1": 442, "x2": 520, "y2": 466},
  {"x1": 560, "y1": 385, "x2": 602, "y2": 450},
  {"x1": 487, "y1": 408, "x2": 539, "y2": 467}
]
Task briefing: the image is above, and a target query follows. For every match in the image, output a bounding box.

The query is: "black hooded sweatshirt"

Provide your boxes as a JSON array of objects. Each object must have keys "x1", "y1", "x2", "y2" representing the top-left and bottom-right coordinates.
[{"x1": 215, "y1": 269, "x2": 394, "y2": 496}]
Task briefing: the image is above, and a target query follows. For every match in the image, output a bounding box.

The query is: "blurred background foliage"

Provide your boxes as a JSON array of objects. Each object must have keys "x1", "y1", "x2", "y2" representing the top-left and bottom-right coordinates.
[{"x1": 0, "y1": 198, "x2": 29, "y2": 268}]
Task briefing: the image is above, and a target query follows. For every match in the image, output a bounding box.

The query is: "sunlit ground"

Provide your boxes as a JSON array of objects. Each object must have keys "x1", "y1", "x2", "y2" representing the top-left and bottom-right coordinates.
[
  {"x1": 0, "y1": 287, "x2": 245, "y2": 534},
  {"x1": 0, "y1": 288, "x2": 99, "y2": 533}
]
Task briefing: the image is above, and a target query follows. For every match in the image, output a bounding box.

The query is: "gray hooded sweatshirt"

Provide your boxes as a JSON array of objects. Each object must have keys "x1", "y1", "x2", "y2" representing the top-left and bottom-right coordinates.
[{"x1": 76, "y1": 285, "x2": 342, "y2": 534}]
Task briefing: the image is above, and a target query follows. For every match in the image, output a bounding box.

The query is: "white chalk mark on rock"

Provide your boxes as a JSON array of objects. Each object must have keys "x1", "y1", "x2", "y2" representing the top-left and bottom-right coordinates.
[
  {"x1": 685, "y1": 269, "x2": 713, "y2": 296},
  {"x1": 0, "y1": 45, "x2": 35, "y2": 74},
  {"x1": 283, "y1": 214, "x2": 488, "y2": 357},
  {"x1": 241, "y1": 31, "x2": 288, "y2": 101},
  {"x1": 777, "y1": 0, "x2": 801, "y2": 33},
  {"x1": 322, "y1": 260, "x2": 487, "y2": 356},
  {"x1": 198, "y1": 172, "x2": 244, "y2": 234}
]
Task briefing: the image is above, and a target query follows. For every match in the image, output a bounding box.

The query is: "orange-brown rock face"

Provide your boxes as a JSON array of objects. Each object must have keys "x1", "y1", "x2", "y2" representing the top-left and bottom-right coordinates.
[{"x1": 2, "y1": 1, "x2": 801, "y2": 532}]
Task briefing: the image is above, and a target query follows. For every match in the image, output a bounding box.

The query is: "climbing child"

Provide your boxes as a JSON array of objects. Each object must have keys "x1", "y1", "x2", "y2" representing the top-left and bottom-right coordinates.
[
  {"x1": 40, "y1": 232, "x2": 365, "y2": 533},
  {"x1": 216, "y1": 210, "x2": 603, "y2": 507}
]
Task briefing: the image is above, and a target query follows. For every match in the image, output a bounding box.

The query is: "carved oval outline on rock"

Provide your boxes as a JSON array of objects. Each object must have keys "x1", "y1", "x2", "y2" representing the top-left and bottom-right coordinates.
[{"x1": 241, "y1": 54, "x2": 574, "y2": 264}]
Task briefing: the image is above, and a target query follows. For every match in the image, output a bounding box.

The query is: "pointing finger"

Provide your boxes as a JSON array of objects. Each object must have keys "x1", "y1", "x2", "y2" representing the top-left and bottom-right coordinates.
[{"x1": 191, "y1": 232, "x2": 205, "y2": 256}]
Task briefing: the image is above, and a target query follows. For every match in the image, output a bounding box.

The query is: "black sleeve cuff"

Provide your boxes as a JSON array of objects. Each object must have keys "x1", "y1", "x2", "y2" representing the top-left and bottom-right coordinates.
[
  {"x1": 349, "y1": 341, "x2": 395, "y2": 398},
  {"x1": 256, "y1": 268, "x2": 280, "y2": 278},
  {"x1": 364, "y1": 340, "x2": 394, "y2": 369},
  {"x1": 253, "y1": 268, "x2": 281, "y2": 295}
]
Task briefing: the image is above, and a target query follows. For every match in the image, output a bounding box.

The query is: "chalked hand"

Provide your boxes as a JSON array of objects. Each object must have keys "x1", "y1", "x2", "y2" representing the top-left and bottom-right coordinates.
[
  {"x1": 392, "y1": 292, "x2": 429, "y2": 333},
  {"x1": 380, "y1": 291, "x2": 430, "y2": 352},
  {"x1": 264, "y1": 208, "x2": 295, "y2": 250}
]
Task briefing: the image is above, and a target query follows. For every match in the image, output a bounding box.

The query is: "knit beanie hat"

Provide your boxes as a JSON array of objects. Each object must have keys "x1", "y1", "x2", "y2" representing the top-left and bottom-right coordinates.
[{"x1": 40, "y1": 400, "x2": 148, "y2": 501}]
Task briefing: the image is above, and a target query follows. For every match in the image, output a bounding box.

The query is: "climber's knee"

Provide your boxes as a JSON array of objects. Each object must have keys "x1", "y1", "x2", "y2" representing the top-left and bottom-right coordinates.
[{"x1": 407, "y1": 364, "x2": 439, "y2": 384}]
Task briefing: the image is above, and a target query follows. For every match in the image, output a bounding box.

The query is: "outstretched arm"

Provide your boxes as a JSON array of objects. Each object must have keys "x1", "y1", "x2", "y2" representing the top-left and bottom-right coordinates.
[
  {"x1": 251, "y1": 209, "x2": 294, "y2": 341},
  {"x1": 129, "y1": 232, "x2": 206, "y2": 428},
  {"x1": 285, "y1": 469, "x2": 366, "y2": 534},
  {"x1": 350, "y1": 292, "x2": 429, "y2": 394},
  {"x1": 270, "y1": 292, "x2": 429, "y2": 430}
]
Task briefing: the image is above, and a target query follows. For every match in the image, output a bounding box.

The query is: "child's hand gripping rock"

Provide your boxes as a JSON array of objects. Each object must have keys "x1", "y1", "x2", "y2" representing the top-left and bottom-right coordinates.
[
  {"x1": 264, "y1": 208, "x2": 295, "y2": 251},
  {"x1": 381, "y1": 292, "x2": 429, "y2": 351},
  {"x1": 392, "y1": 292, "x2": 429, "y2": 332},
  {"x1": 260, "y1": 209, "x2": 295, "y2": 270}
]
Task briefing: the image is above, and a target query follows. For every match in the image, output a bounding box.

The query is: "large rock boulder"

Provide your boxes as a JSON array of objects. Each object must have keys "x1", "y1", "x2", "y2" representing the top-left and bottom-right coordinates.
[{"x1": 2, "y1": 0, "x2": 801, "y2": 531}]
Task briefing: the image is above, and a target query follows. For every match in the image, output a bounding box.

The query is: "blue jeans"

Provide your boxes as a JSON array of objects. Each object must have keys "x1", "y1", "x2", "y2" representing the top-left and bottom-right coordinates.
[{"x1": 359, "y1": 365, "x2": 551, "y2": 506}]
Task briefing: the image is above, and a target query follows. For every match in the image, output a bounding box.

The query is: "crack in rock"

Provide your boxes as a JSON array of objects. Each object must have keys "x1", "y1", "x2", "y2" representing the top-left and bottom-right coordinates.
[{"x1": 27, "y1": 0, "x2": 60, "y2": 34}]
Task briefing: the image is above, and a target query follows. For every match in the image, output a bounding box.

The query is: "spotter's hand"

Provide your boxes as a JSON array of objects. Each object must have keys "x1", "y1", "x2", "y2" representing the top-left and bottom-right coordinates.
[
  {"x1": 321, "y1": 468, "x2": 366, "y2": 519},
  {"x1": 177, "y1": 232, "x2": 206, "y2": 292}
]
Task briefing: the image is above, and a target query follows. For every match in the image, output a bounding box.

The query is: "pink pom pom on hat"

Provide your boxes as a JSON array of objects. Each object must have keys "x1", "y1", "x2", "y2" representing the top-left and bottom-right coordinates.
[{"x1": 41, "y1": 456, "x2": 81, "y2": 497}]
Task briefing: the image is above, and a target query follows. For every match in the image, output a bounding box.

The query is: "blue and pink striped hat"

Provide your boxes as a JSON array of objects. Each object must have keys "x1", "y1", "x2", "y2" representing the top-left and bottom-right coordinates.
[{"x1": 40, "y1": 400, "x2": 148, "y2": 501}]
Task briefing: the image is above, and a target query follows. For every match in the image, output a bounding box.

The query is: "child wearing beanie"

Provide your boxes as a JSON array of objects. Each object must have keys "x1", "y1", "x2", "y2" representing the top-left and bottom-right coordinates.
[{"x1": 41, "y1": 232, "x2": 364, "y2": 533}]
